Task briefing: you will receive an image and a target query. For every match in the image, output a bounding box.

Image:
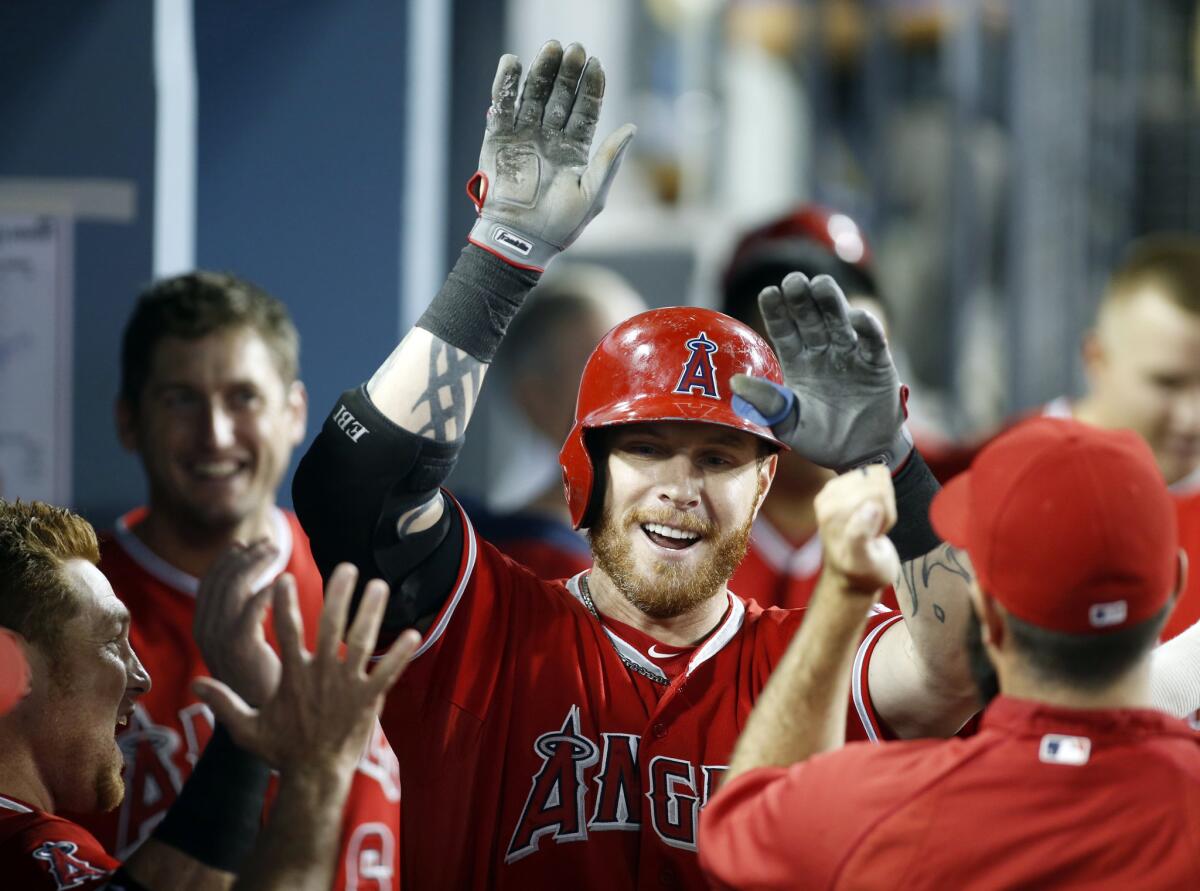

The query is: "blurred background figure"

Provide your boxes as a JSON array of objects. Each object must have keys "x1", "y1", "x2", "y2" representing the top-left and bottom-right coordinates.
[{"x1": 459, "y1": 263, "x2": 645, "y2": 579}]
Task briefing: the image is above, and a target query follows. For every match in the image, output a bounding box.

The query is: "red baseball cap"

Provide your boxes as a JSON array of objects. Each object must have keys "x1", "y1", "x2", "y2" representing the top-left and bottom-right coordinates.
[
  {"x1": 0, "y1": 628, "x2": 30, "y2": 716},
  {"x1": 931, "y1": 417, "x2": 1178, "y2": 634}
]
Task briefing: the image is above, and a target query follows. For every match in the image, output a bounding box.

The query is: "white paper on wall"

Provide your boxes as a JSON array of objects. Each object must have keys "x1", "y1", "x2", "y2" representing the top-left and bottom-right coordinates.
[{"x1": 0, "y1": 215, "x2": 73, "y2": 504}]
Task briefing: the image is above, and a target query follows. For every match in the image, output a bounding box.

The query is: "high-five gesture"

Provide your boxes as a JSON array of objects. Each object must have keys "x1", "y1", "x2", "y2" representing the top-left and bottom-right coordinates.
[
  {"x1": 468, "y1": 40, "x2": 636, "y2": 271},
  {"x1": 194, "y1": 564, "x2": 419, "y2": 774},
  {"x1": 730, "y1": 272, "x2": 913, "y2": 472}
]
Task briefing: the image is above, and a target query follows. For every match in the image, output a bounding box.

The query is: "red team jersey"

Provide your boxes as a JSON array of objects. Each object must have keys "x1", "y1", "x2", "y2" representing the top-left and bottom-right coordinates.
[
  {"x1": 0, "y1": 794, "x2": 119, "y2": 890},
  {"x1": 731, "y1": 515, "x2": 900, "y2": 612},
  {"x1": 382, "y1": 499, "x2": 902, "y2": 889},
  {"x1": 700, "y1": 697, "x2": 1200, "y2": 889},
  {"x1": 73, "y1": 507, "x2": 402, "y2": 891}
]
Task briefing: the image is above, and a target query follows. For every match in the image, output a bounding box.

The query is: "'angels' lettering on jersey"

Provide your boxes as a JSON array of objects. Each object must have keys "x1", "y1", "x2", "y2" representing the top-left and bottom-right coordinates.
[{"x1": 505, "y1": 705, "x2": 728, "y2": 862}]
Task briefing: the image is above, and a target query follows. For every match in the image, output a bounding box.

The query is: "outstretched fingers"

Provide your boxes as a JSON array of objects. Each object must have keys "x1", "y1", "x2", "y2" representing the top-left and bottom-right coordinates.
[
  {"x1": 564, "y1": 56, "x2": 605, "y2": 147},
  {"x1": 778, "y1": 273, "x2": 830, "y2": 350},
  {"x1": 344, "y1": 579, "x2": 390, "y2": 675},
  {"x1": 487, "y1": 54, "x2": 522, "y2": 134},
  {"x1": 270, "y1": 575, "x2": 308, "y2": 677},
  {"x1": 809, "y1": 275, "x2": 857, "y2": 350},
  {"x1": 317, "y1": 563, "x2": 358, "y2": 665},
  {"x1": 757, "y1": 284, "x2": 806, "y2": 356},
  {"x1": 542, "y1": 42, "x2": 587, "y2": 130},
  {"x1": 580, "y1": 123, "x2": 636, "y2": 204},
  {"x1": 849, "y1": 307, "x2": 891, "y2": 365},
  {"x1": 516, "y1": 40, "x2": 563, "y2": 129}
]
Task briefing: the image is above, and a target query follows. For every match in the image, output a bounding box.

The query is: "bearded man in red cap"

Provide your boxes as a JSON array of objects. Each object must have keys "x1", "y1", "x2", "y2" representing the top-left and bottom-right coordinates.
[{"x1": 700, "y1": 417, "x2": 1200, "y2": 890}]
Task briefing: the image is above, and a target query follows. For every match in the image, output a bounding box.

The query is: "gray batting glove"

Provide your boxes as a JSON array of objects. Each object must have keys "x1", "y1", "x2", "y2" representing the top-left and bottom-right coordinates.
[
  {"x1": 467, "y1": 41, "x2": 636, "y2": 271},
  {"x1": 730, "y1": 273, "x2": 914, "y2": 474}
]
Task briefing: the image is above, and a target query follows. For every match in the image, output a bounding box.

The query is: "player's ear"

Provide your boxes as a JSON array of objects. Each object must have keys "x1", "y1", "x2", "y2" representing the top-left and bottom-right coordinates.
[
  {"x1": 754, "y1": 451, "x2": 777, "y2": 514},
  {"x1": 286, "y1": 380, "x2": 309, "y2": 446},
  {"x1": 978, "y1": 592, "x2": 1006, "y2": 650},
  {"x1": 115, "y1": 396, "x2": 139, "y2": 452},
  {"x1": 1080, "y1": 328, "x2": 1106, "y2": 383}
]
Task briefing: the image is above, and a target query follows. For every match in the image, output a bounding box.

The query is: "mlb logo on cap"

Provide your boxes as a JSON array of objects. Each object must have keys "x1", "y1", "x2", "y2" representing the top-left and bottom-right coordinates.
[{"x1": 1088, "y1": 600, "x2": 1128, "y2": 628}]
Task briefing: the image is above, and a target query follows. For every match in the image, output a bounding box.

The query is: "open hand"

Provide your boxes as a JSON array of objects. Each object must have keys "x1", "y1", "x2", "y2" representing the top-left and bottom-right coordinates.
[
  {"x1": 193, "y1": 564, "x2": 420, "y2": 774},
  {"x1": 194, "y1": 540, "x2": 281, "y2": 706},
  {"x1": 730, "y1": 273, "x2": 912, "y2": 472},
  {"x1": 468, "y1": 40, "x2": 636, "y2": 271}
]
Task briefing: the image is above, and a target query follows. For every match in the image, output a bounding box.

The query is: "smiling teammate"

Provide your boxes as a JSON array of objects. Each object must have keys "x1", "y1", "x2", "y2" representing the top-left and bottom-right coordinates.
[
  {"x1": 74, "y1": 273, "x2": 401, "y2": 889},
  {"x1": 291, "y1": 41, "x2": 984, "y2": 888}
]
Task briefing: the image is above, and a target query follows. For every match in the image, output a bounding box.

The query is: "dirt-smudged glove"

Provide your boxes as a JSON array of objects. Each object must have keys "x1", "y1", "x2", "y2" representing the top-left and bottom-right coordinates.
[
  {"x1": 730, "y1": 272, "x2": 914, "y2": 473},
  {"x1": 467, "y1": 40, "x2": 636, "y2": 272}
]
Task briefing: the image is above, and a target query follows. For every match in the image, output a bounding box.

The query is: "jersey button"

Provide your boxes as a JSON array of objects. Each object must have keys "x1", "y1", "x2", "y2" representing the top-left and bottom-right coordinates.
[
  {"x1": 658, "y1": 864, "x2": 677, "y2": 887},
  {"x1": 652, "y1": 722, "x2": 667, "y2": 739}
]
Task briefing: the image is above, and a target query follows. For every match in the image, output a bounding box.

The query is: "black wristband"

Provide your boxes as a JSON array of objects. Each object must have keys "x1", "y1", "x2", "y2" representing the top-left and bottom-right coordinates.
[
  {"x1": 103, "y1": 869, "x2": 151, "y2": 891},
  {"x1": 151, "y1": 725, "x2": 271, "y2": 873},
  {"x1": 887, "y1": 449, "x2": 944, "y2": 561},
  {"x1": 416, "y1": 244, "x2": 541, "y2": 363}
]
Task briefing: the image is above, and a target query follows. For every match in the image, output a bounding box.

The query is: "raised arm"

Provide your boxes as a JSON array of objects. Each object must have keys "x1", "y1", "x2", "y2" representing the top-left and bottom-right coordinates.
[
  {"x1": 731, "y1": 273, "x2": 978, "y2": 738},
  {"x1": 292, "y1": 40, "x2": 633, "y2": 628}
]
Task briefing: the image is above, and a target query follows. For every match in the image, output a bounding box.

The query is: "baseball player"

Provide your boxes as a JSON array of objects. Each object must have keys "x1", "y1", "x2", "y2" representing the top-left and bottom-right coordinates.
[
  {"x1": 700, "y1": 418, "x2": 1200, "y2": 889},
  {"x1": 292, "y1": 41, "x2": 986, "y2": 888},
  {"x1": 0, "y1": 499, "x2": 420, "y2": 891},
  {"x1": 73, "y1": 272, "x2": 401, "y2": 890}
]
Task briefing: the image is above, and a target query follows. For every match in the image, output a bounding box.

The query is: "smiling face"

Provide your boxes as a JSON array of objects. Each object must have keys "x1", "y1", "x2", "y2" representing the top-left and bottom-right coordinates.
[
  {"x1": 588, "y1": 421, "x2": 775, "y2": 618},
  {"x1": 118, "y1": 327, "x2": 307, "y2": 535},
  {"x1": 20, "y1": 560, "x2": 150, "y2": 813},
  {"x1": 1085, "y1": 285, "x2": 1200, "y2": 484}
]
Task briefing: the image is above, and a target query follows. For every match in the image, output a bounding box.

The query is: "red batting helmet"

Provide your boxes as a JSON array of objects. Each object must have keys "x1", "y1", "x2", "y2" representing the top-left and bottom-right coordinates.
[{"x1": 558, "y1": 306, "x2": 787, "y2": 529}]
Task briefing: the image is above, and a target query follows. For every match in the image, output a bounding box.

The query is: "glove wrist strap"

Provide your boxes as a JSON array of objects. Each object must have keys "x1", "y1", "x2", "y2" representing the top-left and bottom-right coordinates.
[{"x1": 468, "y1": 217, "x2": 559, "y2": 273}]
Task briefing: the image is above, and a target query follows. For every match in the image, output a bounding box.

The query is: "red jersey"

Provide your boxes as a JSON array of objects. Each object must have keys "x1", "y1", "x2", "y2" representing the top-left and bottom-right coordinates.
[
  {"x1": 0, "y1": 794, "x2": 119, "y2": 890},
  {"x1": 700, "y1": 696, "x2": 1200, "y2": 890},
  {"x1": 731, "y1": 515, "x2": 900, "y2": 612},
  {"x1": 383, "y1": 500, "x2": 902, "y2": 889},
  {"x1": 460, "y1": 496, "x2": 592, "y2": 580},
  {"x1": 74, "y1": 508, "x2": 402, "y2": 891}
]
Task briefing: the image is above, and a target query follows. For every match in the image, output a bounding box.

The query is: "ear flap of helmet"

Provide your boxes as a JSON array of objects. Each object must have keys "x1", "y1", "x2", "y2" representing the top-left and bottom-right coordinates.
[{"x1": 559, "y1": 421, "x2": 595, "y2": 529}]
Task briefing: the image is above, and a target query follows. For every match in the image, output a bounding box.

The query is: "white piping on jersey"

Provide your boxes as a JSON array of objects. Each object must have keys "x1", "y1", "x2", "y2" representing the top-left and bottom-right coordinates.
[
  {"x1": 114, "y1": 507, "x2": 293, "y2": 596},
  {"x1": 0, "y1": 794, "x2": 32, "y2": 814},
  {"x1": 412, "y1": 500, "x2": 478, "y2": 660},
  {"x1": 564, "y1": 574, "x2": 747, "y2": 681},
  {"x1": 747, "y1": 515, "x2": 823, "y2": 579},
  {"x1": 852, "y1": 612, "x2": 904, "y2": 742},
  {"x1": 1042, "y1": 396, "x2": 1200, "y2": 494}
]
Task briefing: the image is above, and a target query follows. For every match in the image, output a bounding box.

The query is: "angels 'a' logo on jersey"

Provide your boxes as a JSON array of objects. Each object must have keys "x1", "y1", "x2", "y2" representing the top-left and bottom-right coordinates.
[
  {"x1": 673, "y1": 332, "x2": 720, "y2": 400},
  {"x1": 31, "y1": 840, "x2": 110, "y2": 890}
]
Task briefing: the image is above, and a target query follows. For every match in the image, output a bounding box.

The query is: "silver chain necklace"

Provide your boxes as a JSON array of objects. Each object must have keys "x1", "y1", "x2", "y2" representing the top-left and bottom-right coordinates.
[{"x1": 579, "y1": 575, "x2": 669, "y2": 687}]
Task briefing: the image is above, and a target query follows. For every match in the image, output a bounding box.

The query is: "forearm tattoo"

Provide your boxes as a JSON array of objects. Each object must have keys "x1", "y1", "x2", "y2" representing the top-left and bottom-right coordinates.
[
  {"x1": 897, "y1": 544, "x2": 972, "y2": 624},
  {"x1": 410, "y1": 340, "x2": 485, "y2": 442}
]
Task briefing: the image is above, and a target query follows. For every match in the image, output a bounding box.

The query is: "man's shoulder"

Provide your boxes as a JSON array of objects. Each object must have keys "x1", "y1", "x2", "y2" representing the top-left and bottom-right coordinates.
[{"x1": 0, "y1": 801, "x2": 118, "y2": 888}]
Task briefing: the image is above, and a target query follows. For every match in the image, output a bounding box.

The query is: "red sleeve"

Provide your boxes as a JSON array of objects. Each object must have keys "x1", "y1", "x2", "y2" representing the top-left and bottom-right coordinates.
[
  {"x1": 0, "y1": 814, "x2": 120, "y2": 890},
  {"x1": 848, "y1": 610, "x2": 904, "y2": 742}
]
